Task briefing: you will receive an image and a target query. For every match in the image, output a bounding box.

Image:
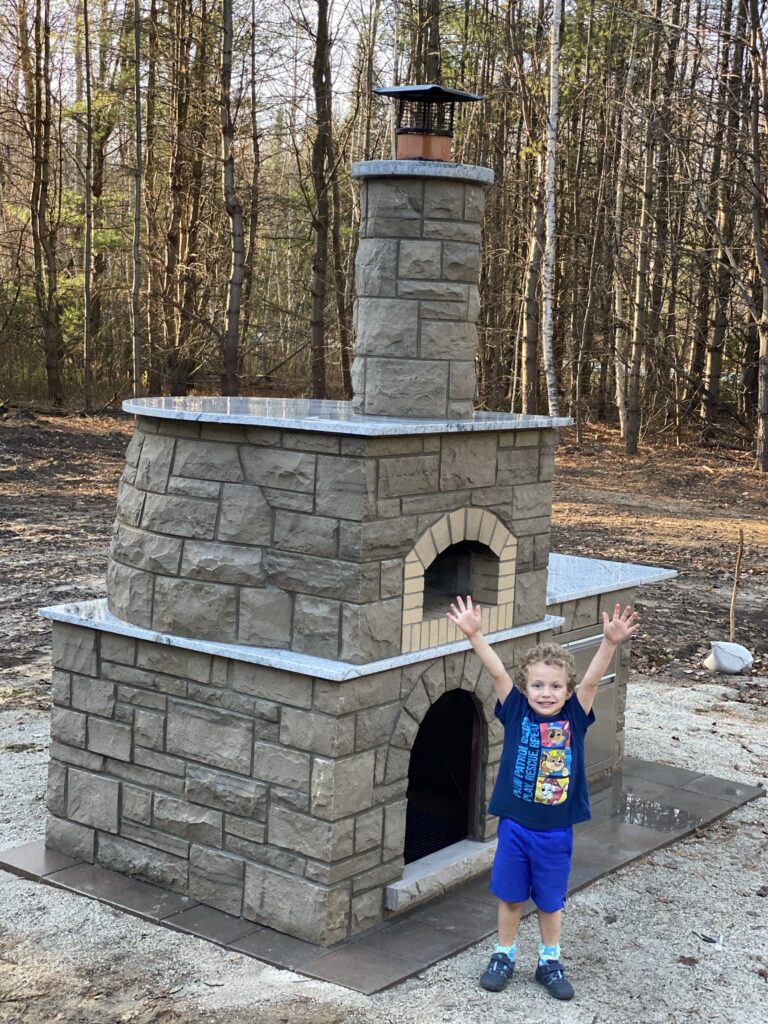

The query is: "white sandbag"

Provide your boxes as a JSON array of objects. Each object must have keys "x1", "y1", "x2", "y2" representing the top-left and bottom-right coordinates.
[{"x1": 702, "y1": 641, "x2": 753, "y2": 674}]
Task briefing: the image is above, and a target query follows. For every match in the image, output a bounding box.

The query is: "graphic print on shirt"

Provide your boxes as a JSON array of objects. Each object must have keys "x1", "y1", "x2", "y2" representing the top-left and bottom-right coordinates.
[{"x1": 534, "y1": 720, "x2": 571, "y2": 805}]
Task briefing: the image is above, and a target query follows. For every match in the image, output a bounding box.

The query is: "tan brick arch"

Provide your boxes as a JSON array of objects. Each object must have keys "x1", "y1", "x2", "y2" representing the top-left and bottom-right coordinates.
[
  {"x1": 383, "y1": 659, "x2": 494, "y2": 863},
  {"x1": 400, "y1": 509, "x2": 517, "y2": 654}
]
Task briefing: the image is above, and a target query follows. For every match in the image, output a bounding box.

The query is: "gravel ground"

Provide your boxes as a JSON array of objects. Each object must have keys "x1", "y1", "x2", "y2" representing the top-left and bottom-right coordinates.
[{"x1": 1, "y1": 670, "x2": 765, "y2": 1024}]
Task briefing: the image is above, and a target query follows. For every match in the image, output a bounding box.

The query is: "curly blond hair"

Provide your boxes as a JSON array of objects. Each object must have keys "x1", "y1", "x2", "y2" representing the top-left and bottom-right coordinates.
[{"x1": 514, "y1": 642, "x2": 577, "y2": 694}]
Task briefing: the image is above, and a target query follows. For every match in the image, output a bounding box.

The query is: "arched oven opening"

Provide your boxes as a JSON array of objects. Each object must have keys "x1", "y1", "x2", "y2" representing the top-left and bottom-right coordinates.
[
  {"x1": 404, "y1": 689, "x2": 483, "y2": 864},
  {"x1": 422, "y1": 540, "x2": 499, "y2": 619}
]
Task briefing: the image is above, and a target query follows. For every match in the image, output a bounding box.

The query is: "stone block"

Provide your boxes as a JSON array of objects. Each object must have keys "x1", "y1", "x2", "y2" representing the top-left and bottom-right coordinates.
[
  {"x1": 173, "y1": 439, "x2": 243, "y2": 482},
  {"x1": 106, "y1": 562, "x2": 153, "y2": 629},
  {"x1": 312, "y1": 668, "x2": 402, "y2": 715},
  {"x1": 262, "y1": 488, "x2": 313, "y2": 513},
  {"x1": 355, "y1": 702, "x2": 399, "y2": 751},
  {"x1": 366, "y1": 178, "x2": 423, "y2": 225},
  {"x1": 350, "y1": 858, "x2": 403, "y2": 894},
  {"x1": 100, "y1": 633, "x2": 136, "y2": 665},
  {"x1": 341, "y1": 599, "x2": 402, "y2": 663},
  {"x1": 398, "y1": 240, "x2": 442, "y2": 279},
  {"x1": 136, "y1": 644, "x2": 211, "y2": 683},
  {"x1": 115, "y1": 480, "x2": 146, "y2": 527},
  {"x1": 88, "y1": 718, "x2": 132, "y2": 761},
  {"x1": 442, "y1": 242, "x2": 481, "y2": 283},
  {"x1": 315, "y1": 456, "x2": 377, "y2": 520},
  {"x1": 354, "y1": 807, "x2": 383, "y2": 853},
  {"x1": 241, "y1": 448, "x2": 316, "y2": 492},
  {"x1": 153, "y1": 577, "x2": 238, "y2": 643},
  {"x1": 67, "y1": 768, "x2": 119, "y2": 832},
  {"x1": 124, "y1": 429, "x2": 144, "y2": 466},
  {"x1": 185, "y1": 764, "x2": 267, "y2": 818},
  {"x1": 513, "y1": 483, "x2": 553, "y2": 519},
  {"x1": 355, "y1": 238, "x2": 397, "y2": 296},
  {"x1": 423, "y1": 219, "x2": 482, "y2": 243},
  {"x1": 422, "y1": 660, "x2": 446, "y2": 702},
  {"x1": 122, "y1": 784, "x2": 152, "y2": 823},
  {"x1": 449, "y1": 360, "x2": 476, "y2": 401},
  {"x1": 50, "y1": 670, "x2": 70, "y2": 706},
  {"x1": 167, "y1": 476, "x2": 222, "y2": 499},
  {"x1": 291, "y1": 594, "x2": 340, "y2": 660},
  {"x1": 243, "y1": 863, "x2": 349, "y2": 945},
  {"x1": 153, "y1": 795, "x2": 222, "y2": 846},
  {"x1": 513, "y1": 569, "x2": 548, "y2": 625},
  {"x1": 384, "y1": 745, "x2": 410, "y2": 784},
  {"x1": 46, "y1": 816, "x2": 95, "y2": 862},
  {"x1": 397, "y1": 280, "x2": 469, "y2": 302},
  {"x1": 383, "y1": 799, "x2": 408, "y2": 859},
  {"x1": 405, "y1": 678, "x2": 430, "y2": 721},
  {"x1": 311, "y1": 751, "x2": 375, "y2": 821},
  {"x1": 419, "y1": 299, "x2": 469, "y2": 321},
  {"x1": 135, "y1": 433, "x2": 176, "y2": 492},
  {"x1": 110, "y1": 523, "x2": 182, "y2": 576},
  {"x1": 264, "y1": 550, "x2": 380, "y2": 603},
  {"x1": 280, "y1": 707, "x2": 354, "y2": 757},
  {"x1": 134, "y1": 708, "x2": 165, "y2": 750},
  {"x1": 225, "y1": 815, "x2": 266, "y2": 843},
  {"x1": 49, "y1": 740, "x2": 104, "y2": 772},
  {"x1": 420, "y1": 320, "x2": 477, "y2": 361},
  {"x1": 238, "y1": 588, "x2": 293, "y2": 648},
  {"x1": 269, "y1": 806, "x2": 354, "y2": 862},
  {"x1": 46, "y1": 761, "x2": 66, "y2": 816},
  {"x1": 252, "y1": 741, "x2": 310, "y2": 789},
  {"x1": 423, "y1": 180, "x2": 465, "y2": 219},
  {"x1": 274, "y1": 511, "x2": 338, "y2": 557},
  {"x1": 464, "y1": 186, "x2": 486, "y2": 221},
  {"x1": 166, "y1": 701, "x2": 252, "y2": 774},
  {"x1": 360, "y1": 358, "x2": 450, "y2": 418},
  {"x1": 400, "y1": 490, "x2": 470, "y2": 516},
  {"x1": 390, "y1": 708, "x2": 418, "y2": 750},
  {"x1": 141, "y1": 492, "x2": 218, "y2": 539},
  {"x1": 102, "y1": 756, "x2": 184, "y2": 796},
  {"x1": 216, "y1": 483, "x2": 273, "y2": 544},
  {"x1": 97, "y1": 833, "x2": 188, "y2": 892},
  {"x1": 380, "y1": 559, "x2": 403, "y2": 599},
  {"x1": 440, "y1": 435, "x2": 497, "y2": 489},
  {"x1": 189, "y1": 846, "x2": 245, "y2": 916},
  {"x1": 355, "y1": 298, "x2": 419, "y2": 358},
  {"x1": 269, "y1": 785, "x2": 310, "y2": 813},
  {"x1": 495, "y1": 446, "x2": 541, "y2": 486},
  {"x1": 51, "y1": 707, "x2": 87, "y2": 748},
  {"x1": 231, "y1": 663, "x2": 311, "y2": 709},
  {"x1": 121, "y1": 822, "x2": 189, "y2": 858},
  {"x1": 180, "y1": 541, "x2": 265, "y2": 586},
  {"x1": 378, "y1": 454, "x2": 439, "y2": 499},
  {"x1": 351, "y1": 889, "x2": 383, "y2": 934},
  {"x1": 134, "y1": 747, "x2": 186, "y2": 777},
  {"x1": 52, "y1": 623, "x2": 98, "y2": 676}
]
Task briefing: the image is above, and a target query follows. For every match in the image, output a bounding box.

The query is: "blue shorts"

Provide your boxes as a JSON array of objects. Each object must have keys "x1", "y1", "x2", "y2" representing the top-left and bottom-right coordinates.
[{"x1": 490, "y1": 817, "x2": 574, "y2": 912}]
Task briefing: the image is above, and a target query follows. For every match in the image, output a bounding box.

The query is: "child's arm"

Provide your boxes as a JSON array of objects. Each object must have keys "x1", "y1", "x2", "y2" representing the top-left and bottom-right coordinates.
[
  {"x1": 576, "y1": 603, "x2": 639, "y2": 714},
  {"x1": 447, "y1": 595, "x2": 514, "y2": 704}
]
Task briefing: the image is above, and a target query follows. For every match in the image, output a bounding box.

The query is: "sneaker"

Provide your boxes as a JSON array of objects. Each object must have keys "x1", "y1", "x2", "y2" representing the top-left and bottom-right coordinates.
[
  {"x1": 535, "y1": 959, "x2": 575, "y2": 1000},
  {"x1": 479, "y1": 952, "x2": 515, "y2": 992}
]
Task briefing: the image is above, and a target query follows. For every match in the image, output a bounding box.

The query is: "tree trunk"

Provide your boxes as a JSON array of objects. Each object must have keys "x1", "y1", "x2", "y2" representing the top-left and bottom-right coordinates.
[
  {"x1": 220, "y1": 0, "x2": 243, "y2": 395},
  {"x1": 626, "y1": 0, "x2": 663, "y2": 456},
  {"x1": 540, "y1": 0, "x2": 562, "y2": 417},
  {"x1": 309, "y1": 0, "x2": 334, "y2": 399}
]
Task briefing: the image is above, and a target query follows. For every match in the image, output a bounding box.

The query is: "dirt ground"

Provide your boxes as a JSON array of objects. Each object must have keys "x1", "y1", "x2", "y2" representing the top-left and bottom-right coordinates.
[{"x1": 0, "y1": 412, "x2": 766, "y2": 1023}]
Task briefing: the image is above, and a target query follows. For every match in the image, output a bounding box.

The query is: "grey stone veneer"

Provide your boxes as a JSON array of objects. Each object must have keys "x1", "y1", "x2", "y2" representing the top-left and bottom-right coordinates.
[
  {"x1": 46, "y1": 619, "x2": 552, "y2": 944},
  {"x1": 350, "y1": 166, "x2": 492, "y2": 420},
  {"x1": 106, "y1": 417, "x2": 555, "y2": 660}
]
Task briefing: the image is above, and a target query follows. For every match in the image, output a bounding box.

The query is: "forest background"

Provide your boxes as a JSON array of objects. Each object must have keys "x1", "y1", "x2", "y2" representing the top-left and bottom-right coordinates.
[{"x1": 1, "y1": 0, "x2": 768, "y2": 468}]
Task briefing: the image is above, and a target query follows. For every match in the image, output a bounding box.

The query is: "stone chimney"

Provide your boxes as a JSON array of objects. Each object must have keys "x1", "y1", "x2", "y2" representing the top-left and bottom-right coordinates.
[{"x1": 350, "y1": 161, "x2": 493, "y2": 420}]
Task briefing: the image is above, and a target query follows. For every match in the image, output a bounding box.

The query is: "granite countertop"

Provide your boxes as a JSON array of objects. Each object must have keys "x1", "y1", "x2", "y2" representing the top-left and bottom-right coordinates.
[
  {"x1": 547, "y1": 553, "x2": 677, "y2": 605},
  {"x1": 122, "y1": 397, "x2": 572, "y2": 435}
]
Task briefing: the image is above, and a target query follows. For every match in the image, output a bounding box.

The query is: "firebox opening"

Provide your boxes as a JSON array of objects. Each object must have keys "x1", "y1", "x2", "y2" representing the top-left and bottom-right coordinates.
[
  {"x1": 404, "y1": 690, "x2": 482, "y2": 865},
  {"x1": 422, "y1": 540, "x2": 499, "y2": 619}
]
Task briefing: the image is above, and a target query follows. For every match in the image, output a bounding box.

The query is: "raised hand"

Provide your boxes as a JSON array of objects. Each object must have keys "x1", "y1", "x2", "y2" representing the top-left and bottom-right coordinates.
[
  {"x1": 447, "y1": 595, "x2": 483, "y2": 638},
  {"x1": 602, "y1": 603, "x2": 640, "y2": 646}
]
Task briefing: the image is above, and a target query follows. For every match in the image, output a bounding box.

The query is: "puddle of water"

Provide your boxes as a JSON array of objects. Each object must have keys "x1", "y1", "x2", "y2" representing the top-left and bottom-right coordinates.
[{"x1": 616, "y1": 793, "x2": 703, "y2": 832}]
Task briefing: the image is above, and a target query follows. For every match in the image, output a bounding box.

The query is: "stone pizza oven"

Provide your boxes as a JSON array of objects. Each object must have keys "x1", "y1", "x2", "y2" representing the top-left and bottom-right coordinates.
[{"x1": 41, "y1": 158, "x2": 674, "y2": 946}]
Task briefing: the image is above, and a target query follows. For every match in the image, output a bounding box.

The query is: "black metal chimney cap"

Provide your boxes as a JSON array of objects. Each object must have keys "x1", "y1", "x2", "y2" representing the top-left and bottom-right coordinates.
[{"x1": 373, "y1": 84, "x2": 484, "y2": 103}]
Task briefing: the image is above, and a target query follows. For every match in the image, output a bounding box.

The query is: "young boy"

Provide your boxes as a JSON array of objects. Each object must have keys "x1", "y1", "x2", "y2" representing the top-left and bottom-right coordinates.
[{"x1": 447, "y1": 595, "x2": 639, "y2": 1000}]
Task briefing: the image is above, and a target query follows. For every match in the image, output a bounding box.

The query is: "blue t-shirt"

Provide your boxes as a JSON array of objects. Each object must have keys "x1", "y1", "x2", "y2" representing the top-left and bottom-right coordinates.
[{"x1": 488, "y1": 687, "x2": 594, "y2": 830}]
